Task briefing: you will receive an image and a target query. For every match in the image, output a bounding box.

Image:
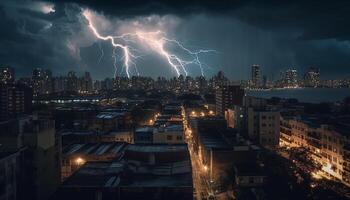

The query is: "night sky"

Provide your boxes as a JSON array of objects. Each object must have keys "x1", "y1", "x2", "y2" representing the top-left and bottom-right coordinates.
[{"x1": 1, "y1": 0, "x2": 350, "y2": 80}]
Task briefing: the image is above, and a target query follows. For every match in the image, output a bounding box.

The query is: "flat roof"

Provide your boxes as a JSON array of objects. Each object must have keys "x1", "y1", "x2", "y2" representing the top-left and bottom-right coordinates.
[
  {"x1": 63, "y1": 161, "x2": 124, "y2": 187},
  {"x1": 199, "y1": 131, "x2": 231, "y2": 150},
  {"x1": 63, "y1": 142, "x2": 126, "y2": 157},
  {"x1": 96, "y1": 112, "x2": 127, "y2": 119},
  {"x1": 126, "y1": 144, "x2": 188, "y2": 153},
  {"x1": 61, "y1": 131, "x2": 96, "y2": 136},
  {"x1": 104, "y1": 130, "x2": 132, "y2": 136},
  {"x1": 135, "y1": 126, "x2": 154, "y2": 133},
  {"x1": 62, "y1": 154, "x2": 192, "y2": 188}
]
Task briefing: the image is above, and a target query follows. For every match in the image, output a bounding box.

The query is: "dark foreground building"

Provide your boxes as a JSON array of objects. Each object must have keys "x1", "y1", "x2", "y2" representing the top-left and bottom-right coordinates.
[{"x1": 52, "y1": 144, "x2": 193, "y2": 200}]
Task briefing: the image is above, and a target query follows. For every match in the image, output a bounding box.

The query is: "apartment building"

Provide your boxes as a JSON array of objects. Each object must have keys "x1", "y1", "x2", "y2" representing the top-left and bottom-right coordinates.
[{"x1": 280, "y1": 115, "x2": 350, "y2": 186}]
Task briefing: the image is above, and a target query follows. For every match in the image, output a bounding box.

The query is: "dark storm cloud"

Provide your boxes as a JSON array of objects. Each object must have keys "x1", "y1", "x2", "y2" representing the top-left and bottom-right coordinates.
[
  {"x1": 47, "y1": 0, "x2": 246, "y2": 17},
  {"x1": 0, "y1": 1, "x2": 88, "y2": 76},
  {"x1": 48, "y1": 0, "x2": 350, "y2": 42},
  {"x1": 1, "y1": 0, "x2": 350, "y2": 79}
]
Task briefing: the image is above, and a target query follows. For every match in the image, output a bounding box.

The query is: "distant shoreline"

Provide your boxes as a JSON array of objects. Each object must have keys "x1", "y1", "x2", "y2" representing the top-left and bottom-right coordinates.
[{"x1": 246, "y1": 88, "x2": 350, "y2": 103}]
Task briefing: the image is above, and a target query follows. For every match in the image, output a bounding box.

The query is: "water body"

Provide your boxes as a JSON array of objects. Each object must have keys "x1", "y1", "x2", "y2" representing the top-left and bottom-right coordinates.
[{"x1": 246, "y1": 88, "x2": 350, "y2": 103}]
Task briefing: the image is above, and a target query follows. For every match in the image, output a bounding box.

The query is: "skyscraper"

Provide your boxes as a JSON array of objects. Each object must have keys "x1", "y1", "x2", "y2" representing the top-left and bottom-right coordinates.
[
  {"x1": 251, "y1": 65, "x2": 261, "y2": 88},
  {"x1": 282, "y1": 69, "x2": 298, "y2": 88},
  {"x1": 304, "y1": 67, "x2": 320, "y2": 88},
  {"x1": 67, "y1": 71, "x2": 78, "y2": 92},
  {"x1": 78, "y1": 71, "x2": 93, "y2": 93},
  {"x1": 0, "y1": 66, "x2": 15, "y2": 85},
  {"x1": 32, "y1": 68, "x2": 53, "y2": 95}
]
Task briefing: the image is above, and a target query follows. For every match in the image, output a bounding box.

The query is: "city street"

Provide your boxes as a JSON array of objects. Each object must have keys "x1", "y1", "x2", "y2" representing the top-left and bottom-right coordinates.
[{"x1": 182, "y1": 109, "x2": 213, "y2": 200}]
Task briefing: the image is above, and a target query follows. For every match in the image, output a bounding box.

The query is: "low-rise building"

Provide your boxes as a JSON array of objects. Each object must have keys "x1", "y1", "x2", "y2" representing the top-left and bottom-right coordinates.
[
  {"x1": 61, "y1": 142, "x2": 126, "y2": 181},
  {"x1": 280, "y1": 115, "x2": 350, "y2": 186},
  {"x1": 248, "y1": 108, "x2": 280, "y2": 148},
  {"x1": 234, "y1": 164, "x2": 266, "y2": 187},
  {"x1": 189, "y1": 117, "x2": 260, "y2": 188},
  {"x1": 153, "y1": 124, "x2": 184, "y2": 144},
  {"x1": 54, "y1": 144, "x2": 193, "y2": 200},
  {"x1": 134, "y1": 126, "x2": 154, "y2": 144},
  {"x1": 94, "y1": 112, "x2": 132, "y2": 132},
  {"x1": 101, "y1": 130, "x2": 133, "y2": 143}
]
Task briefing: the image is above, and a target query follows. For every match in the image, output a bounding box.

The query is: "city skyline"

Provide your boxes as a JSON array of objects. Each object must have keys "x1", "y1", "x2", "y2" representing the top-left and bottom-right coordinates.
[
  {"x1": 1, "y1": 1, "x2": 350, "y2": 79},
  {"x1": 1, "y1": 2, "x2": 350, "y2": 200}
]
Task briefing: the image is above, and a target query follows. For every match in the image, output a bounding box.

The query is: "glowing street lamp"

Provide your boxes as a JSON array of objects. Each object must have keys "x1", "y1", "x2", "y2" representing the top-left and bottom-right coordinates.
[
  {"x1": 75, "y1": 157, "x2": 85, "y2": 166},
  {"x1": 203, "y1": 165, "x2": 208, "y2": 172}
]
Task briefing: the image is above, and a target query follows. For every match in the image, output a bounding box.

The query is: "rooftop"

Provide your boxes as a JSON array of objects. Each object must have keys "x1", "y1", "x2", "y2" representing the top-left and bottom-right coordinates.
[
  {"x1": 61, "y1": 130, "x2": 96, "y2": 136},
  {"x1": 135, "y1": 126, "x2": 154, "y2": 133},
  {"x1": 62, "y1": 143, "x2": 192, "y2": 189},
  {"x1": 96, "y1": 112, "x2": 127, "y2": 119},
  {"x1": 126, "y1": 144, "x2": 188, "y2": 153},
  {"x1": 63, "y1": 160, "x2": 192, "y2": 188},
  {"x1": 63, "y1": 142, "x2": 126, "y2": 157},
  {"x1": 104, "y1": 130, "x2": 132, "y2": 136},
  {"x1": 63, "y1": 161, "x2": 124, "y2": 187}
]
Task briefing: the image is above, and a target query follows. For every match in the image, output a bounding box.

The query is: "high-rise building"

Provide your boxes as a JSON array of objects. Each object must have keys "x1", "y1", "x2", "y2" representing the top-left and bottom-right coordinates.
[
  {"x1": 32, "y1": 68, "x2": 53, "y2": 95},
  {"x1": 210, "y1": 71, "x2": 228, "y2": 89},
  {"x1": 67, "y1": 71, "x2": 78, "y2": 92},
  {"x1": 101, "y1": 78, "x2": 113, "y2": 90},
  {"x1": 0, "y1": 66, "x2": 15, "y2": 84},
  {"x1": 216, "y1": 85, "x2": 245, "y2": 116},
  {"x1": 304, "y1": 67, "x2": 320, "y2": 87},
  {"x1": 282, "y1": 69, "x2": 298, "y2": 88},
  {"x1": 93, "y1": 80, "x2": 101, "y2": 91},
  {"x1": 53, "y1": 76, "x2": 66, "y2": 93},
  {"x1": 78, "y1": 71, "x2": 93, "y2": 93},
  {"x1": 251, "y1": 64, "x2": 261, "y2": 88},
  {"x1": 0, "y1": 83, "x2": 33, "y2": 121}
]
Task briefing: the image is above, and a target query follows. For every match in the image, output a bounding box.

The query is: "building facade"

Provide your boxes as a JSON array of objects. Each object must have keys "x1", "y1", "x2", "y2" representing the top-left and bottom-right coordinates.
[
  {"x1": 251, "y1": 64, "x2": 261, "y2": 88},
  {"x1": 0, "y1": 84, "x2": 33, "y2": 121},
  {"x1": 216, "y1": 85, "x2": 244, "y2": 116},
  {"x1": 0, "y1": 66, "x2": 15, "y2": 85},
  {"x1": 280, "y1": 116, "x2": 350, "y2": 186}
]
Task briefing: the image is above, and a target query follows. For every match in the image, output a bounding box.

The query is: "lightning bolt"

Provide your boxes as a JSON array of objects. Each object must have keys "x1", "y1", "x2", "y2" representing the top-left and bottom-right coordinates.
[{"x1": 83, "y1": 9, "x2": 215, "y2": 78}]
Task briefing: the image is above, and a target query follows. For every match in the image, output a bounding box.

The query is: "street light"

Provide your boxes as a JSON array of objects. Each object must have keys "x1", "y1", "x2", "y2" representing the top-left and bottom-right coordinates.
[
  {"x1": 203, "y1": 165, "x2": 208, "y2": 172},
  {"x1": 75, "y1": 157, "x2": 85, "y2": 166}
]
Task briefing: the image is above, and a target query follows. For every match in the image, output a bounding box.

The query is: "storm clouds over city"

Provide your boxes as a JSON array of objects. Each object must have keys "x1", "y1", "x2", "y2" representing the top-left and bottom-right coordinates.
[{"x1": 1, "y1": 0, "x2": 350, "y2": 79}]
